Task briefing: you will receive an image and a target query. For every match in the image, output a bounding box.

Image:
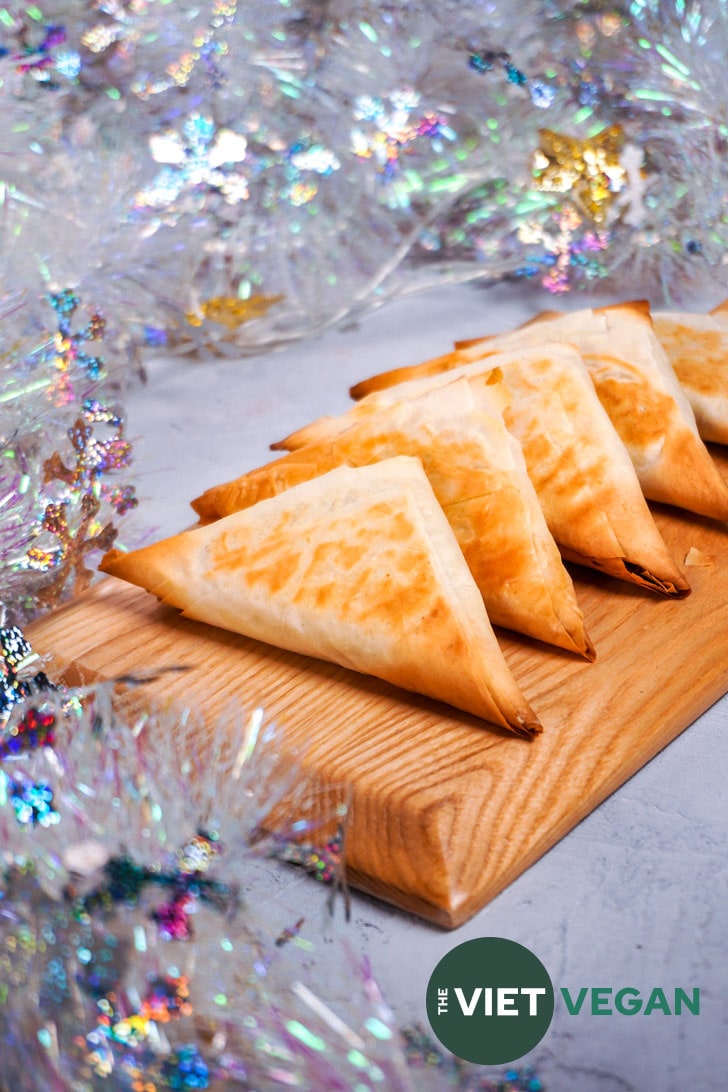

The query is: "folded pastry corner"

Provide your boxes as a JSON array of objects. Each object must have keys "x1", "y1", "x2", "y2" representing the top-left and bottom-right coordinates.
[
  {"x1": 348, "y1": 349, "x2": 493, "y2": 403},
  {"x1": 102, "y1": 457, "x2": 542, "y2": 736},
  {"x1": 455, "y1": 300, "x2": 652, "y2": 346},
  {"x1": 193, "y1": 378, "x2": 594, "y2": 659},
  {"x1": 270, "y1": 416, "x2": 354, "y2": 453},
  {"x1": 709, "y1": 298, "x2": 728, "y2": 324}
]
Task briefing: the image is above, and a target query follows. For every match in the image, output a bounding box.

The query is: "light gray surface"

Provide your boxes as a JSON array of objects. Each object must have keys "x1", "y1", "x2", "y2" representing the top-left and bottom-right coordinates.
[{"x1": 122, "y1": 282, "x2": 728, "y2": 1091}]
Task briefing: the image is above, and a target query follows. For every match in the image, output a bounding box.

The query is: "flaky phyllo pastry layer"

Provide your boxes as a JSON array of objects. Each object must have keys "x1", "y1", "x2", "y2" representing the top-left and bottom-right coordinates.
[
  {"x1": 102, "y1": 458, "x2": 541, "y2": 736},
  {"x1": 194, "y1": 376, "x2": 594, "y2": 659}
]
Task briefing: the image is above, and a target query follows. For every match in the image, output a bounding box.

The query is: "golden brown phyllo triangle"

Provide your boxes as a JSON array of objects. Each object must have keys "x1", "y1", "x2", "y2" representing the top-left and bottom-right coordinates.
[
  {"x1": 294, "y1": 343, "x2": 690, "y2": 598},
  {"x1": 102, "y1": 457, "x2": 542, "y2": 736},
  {"x1": 193, "y1": 377, "x2": 594, "y2": 658}
]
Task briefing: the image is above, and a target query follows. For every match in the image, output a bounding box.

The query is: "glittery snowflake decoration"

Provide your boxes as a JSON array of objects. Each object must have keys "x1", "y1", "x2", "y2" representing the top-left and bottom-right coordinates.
[
  {"x1": 517, "y1": 206, "x2": 610, "y2": 294},
  {"x1": 532, "y1": 126, "x2": 627, "y2": 226},
  {"x1": 0, "y1": 291, "x2": 137, "y2": 620},
  {"x1": 351, "y1": 87, "x2": 457, "y2": 185},
  {"x1": 9, "y1": 778, "x2": 61, "y2": 828},
  {"x1": 136, "y1": 112, "x2": 250, "y2": 211},
  {"x1": 29, "y1": 290, "x2": 107, "y2": 387}
]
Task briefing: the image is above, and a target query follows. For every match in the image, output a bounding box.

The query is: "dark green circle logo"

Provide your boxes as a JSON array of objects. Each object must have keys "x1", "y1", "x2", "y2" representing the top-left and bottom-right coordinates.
[{"x1": 426, "y1": 937, "x2": 554, "y2": 1065}]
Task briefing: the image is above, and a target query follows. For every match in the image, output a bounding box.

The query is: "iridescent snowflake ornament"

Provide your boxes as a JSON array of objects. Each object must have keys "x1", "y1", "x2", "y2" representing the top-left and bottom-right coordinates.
[
  {"x1": 136, "y1": 113, "x2": 250, "y2": 212},
  {"x1": 0, "y1": 293, "x2": 136, "y2": 621}
]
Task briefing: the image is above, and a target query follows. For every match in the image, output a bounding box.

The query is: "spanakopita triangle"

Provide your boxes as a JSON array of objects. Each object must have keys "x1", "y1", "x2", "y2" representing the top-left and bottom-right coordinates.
[
  {"x1": 288, "y1": 344, "x2": 689, "y2": 597},
  {"x1": 101, "y1": 457, "x2": 541, "y2": 736},
  {"x1": 454, "y1": 302, "x2": 728, "y2": 521},
  {"x1": 192, "y1": 378, "x2": 593, "y2": 659}
]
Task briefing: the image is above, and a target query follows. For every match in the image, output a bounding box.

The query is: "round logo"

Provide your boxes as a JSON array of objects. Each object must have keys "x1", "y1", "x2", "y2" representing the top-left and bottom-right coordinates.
[{"x1": 426, "y1": 937, "x2": 554, "y2": 1065}]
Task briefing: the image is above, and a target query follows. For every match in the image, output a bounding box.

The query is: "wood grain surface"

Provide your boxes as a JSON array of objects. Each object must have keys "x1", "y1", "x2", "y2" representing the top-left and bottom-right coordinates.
[{"x1": 27, "y1": 449, "x2": 728, "y2": 928}]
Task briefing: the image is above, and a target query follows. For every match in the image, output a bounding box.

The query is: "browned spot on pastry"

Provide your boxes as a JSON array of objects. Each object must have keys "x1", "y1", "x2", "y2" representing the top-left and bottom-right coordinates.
[
  {"x1": 659, "y1": 326, "x2": 728, "y2": 397},
  {"x1": 592, "y1": 373, "x2": 675, "y2": 449}
]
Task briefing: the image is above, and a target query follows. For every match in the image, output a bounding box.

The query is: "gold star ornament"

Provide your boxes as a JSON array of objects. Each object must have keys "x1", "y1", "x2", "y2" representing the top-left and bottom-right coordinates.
[{"x1": 532, "y1": 125, "x2": 626, "y2": 224}]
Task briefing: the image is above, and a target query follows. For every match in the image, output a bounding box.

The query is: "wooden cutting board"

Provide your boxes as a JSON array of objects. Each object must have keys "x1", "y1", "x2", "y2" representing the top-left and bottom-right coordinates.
[{"x1": 27, "y1": 452, "x2": 728, "y2": 928}]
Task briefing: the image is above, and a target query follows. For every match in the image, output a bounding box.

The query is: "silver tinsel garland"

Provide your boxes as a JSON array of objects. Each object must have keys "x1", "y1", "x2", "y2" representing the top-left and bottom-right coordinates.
[
  {"x1": 1, "y1": 1, "x2": 727, "y2": 360},
  {"x1": 4, "y1": 1, "x2": 728, "y2": 615},
  {"x1": 0, "y1": 6, "x2": 722, "y2": 1084}
]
